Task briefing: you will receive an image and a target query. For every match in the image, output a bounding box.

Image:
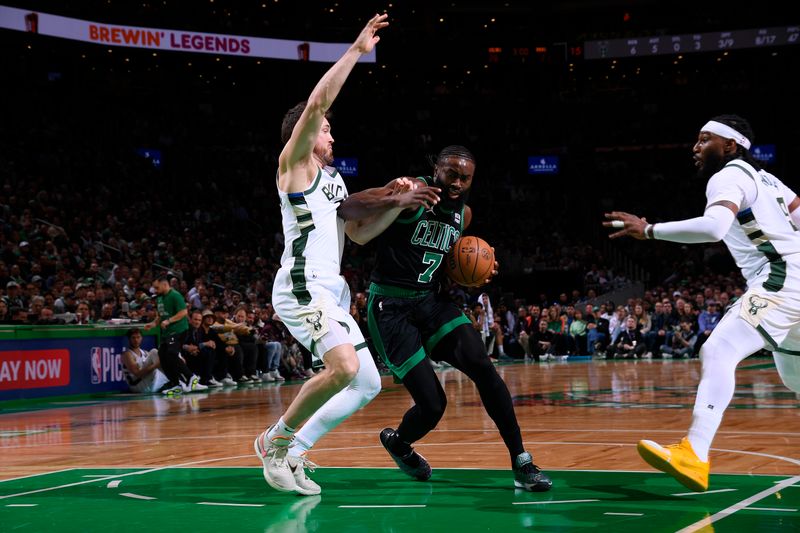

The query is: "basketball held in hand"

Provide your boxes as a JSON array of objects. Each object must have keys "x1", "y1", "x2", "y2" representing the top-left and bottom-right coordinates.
[{"x1": 445, "y1": 236, "x2": 495, "y2": 287}]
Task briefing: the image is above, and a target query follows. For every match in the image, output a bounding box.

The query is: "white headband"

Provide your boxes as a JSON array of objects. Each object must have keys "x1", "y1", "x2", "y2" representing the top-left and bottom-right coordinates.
[{"x1": 701, "y1": 120, "x2": 751, "y2": 150}]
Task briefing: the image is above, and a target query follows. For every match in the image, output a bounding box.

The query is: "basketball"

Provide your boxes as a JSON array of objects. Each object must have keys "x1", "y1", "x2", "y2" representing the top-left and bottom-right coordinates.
[{"x1": 445, "y1": 236, "x2": 495, "y2": 287}]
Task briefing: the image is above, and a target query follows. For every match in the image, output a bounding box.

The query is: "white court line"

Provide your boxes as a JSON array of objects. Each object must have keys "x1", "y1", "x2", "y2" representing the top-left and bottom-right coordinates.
[
  {"x1": 513, "y1": 499, "x2": 599, "y2": 505},
  {"x1": 0, "y1": 468, "x2": 75, "y2": 484},
  {"x1": 120, "y1": 492, "x2": 155, "y2": 501},
  {"x1": 83, "y1": 475, "x2": 112, "y2": 478},
  {"x1": 198, "y1": 502, "x2": 264, "y2": 508},
  {"x1": 743, "y1": 507, "x2": 797, "y2": 512},
  {"x1": 604, "y1": 512, "x2": 643, "y2": 516},
  {"x1": 339, "y1": 505, "x2": 426, "y2": 508},
  {"x1": 5, "y1": 504, "x2": 37, "y2": 507},
  {"x1": 0, "y1": 454, "x2": 253, "y2": 500},
  {"x1": 2, "y1": 427, "x2": 799, "y2": 449},
  {"x1": 676, "y1": 475, "x2": 800, "y2": 533},
  {"x1": 672, "y1": 488, "x2": 738, "y2": 497},
  {"x1": 106, "y1": 480, "x2": 122, "y2": 489}
]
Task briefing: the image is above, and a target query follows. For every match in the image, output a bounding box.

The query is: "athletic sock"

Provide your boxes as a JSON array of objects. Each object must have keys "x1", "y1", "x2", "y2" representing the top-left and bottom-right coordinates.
[
  {"x1": 687, "y1": 406, "x2": 723, "y2": 462},
  {"x1": 287, "y1": 434, "x2": 313, "y2": 458},
  {"x1": 266, "y1": 417, "x2": 296, "y2": 445}
]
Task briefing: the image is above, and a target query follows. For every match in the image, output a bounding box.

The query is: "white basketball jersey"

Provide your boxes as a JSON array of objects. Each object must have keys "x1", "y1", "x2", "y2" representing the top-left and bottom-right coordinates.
[
  {"x1": 277, "y1": 166, "x2": 348, "y2": 300},
  {"x1": 709, "y1": 160, "x2": 800, "y2": 289}
]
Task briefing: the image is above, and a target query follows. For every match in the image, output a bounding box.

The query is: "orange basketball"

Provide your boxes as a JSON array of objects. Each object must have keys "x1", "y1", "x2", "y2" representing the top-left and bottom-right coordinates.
[{"x1": 445, "y1": 236, "x2": 495, "y2": 287}]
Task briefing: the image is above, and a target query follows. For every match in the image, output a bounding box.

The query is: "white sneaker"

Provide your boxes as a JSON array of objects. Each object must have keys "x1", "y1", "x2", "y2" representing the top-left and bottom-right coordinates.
[
  {"x1": 287, "y1": 453, "x2": 321, "y2": 495},
  {"x1": 188, "y1": 375, "x2": 208, "y2": 392},
  {"x1": 221, "y1": 377, "x2": 237, "y2": 386},
  {"x1": 254, "y1": 429, "x2": 296, "y2": 492},
  {"x1": 208, "y1": 378, "x2": 223, "y2": 387},
  {"x1": 261, "y1": 371, "x2": 276, "y2": 382},
  {"x1": 272, "y1": 370, "x2": 286, "y2": 382},
  {"x1": 161, "y1": 384, "x2": 182, "y2": 396}
]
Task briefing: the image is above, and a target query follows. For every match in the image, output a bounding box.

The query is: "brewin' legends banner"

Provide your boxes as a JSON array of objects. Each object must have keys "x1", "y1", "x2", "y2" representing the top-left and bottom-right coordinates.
[{"x1": 0, "y1": 4, "x2": 377, "y2": 63}]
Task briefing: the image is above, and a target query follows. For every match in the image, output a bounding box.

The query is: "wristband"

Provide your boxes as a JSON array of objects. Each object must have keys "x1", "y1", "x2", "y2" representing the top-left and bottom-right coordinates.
[{"x1": 645, "y1": 224, "x2": 655, "y2": 240}]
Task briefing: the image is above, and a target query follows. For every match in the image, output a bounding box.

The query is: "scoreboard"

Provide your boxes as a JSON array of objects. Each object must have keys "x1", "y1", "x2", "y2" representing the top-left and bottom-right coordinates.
[{"x1": 584, "y1": 25, "x2": 799, "y2": 59}]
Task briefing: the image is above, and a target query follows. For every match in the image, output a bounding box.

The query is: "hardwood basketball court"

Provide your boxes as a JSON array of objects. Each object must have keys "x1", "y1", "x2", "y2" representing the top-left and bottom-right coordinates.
[{"x1": 1, "y1": 358, "x2": 798, "y2": 531}]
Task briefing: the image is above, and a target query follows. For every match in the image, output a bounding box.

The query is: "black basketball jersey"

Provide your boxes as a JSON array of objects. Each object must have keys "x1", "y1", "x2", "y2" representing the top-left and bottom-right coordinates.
[{"x1": 370, "y1": 176, "x2": 465, "y2": 291}]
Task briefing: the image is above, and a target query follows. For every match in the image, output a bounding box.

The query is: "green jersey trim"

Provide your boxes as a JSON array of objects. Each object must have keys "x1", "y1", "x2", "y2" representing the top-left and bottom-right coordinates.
[
  {"x1": 369, "y1": 282, "x2": 429, "y2": 298},
  {"x1": 424, "y1": 314, "x2": 471, "y2": 354},
  {"x1": 756, "y1": 325, "x2": 800, "y2": 356},
  {"x1": 305, "y1": 167, "x2": 323, "y2": 195}
]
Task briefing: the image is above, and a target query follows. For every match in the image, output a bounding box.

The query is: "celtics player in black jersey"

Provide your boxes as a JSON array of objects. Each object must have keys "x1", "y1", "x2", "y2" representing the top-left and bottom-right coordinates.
[{"x1": 359, "y1": 145, "x2": 551, "y2": 491}]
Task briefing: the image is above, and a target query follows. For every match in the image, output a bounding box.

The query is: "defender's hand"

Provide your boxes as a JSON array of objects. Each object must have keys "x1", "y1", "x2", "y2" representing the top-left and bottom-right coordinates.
[
  {"x1": 353, "y1": 13, "x2": 388, "y2": 54},
  {"x1": 603, "y1": 212, "x2": 650, "y2": 240}
]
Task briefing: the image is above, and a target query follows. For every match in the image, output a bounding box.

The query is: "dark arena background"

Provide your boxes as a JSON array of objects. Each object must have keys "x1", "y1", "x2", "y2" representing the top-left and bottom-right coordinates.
[{"x1": 1, "y1": 2, "x2": 799, "y2": 532}]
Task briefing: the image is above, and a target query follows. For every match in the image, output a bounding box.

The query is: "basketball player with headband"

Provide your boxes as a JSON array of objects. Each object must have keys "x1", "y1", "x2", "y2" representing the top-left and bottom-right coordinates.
[{"x1": 604, "y1": 114, "x2": 800, "y2": 491}]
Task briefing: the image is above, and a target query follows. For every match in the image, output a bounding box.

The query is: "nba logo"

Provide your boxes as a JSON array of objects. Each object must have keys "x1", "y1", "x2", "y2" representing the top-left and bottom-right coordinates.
[{"x1": 90, "y1": 347, "x2": 102, "y2": 384}]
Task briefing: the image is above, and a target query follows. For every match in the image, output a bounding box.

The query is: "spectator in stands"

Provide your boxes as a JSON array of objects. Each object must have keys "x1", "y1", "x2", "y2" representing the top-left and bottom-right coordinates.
[
  {"x1": 609, "y1": 317, "x2": 646, "y2": 359},
  {"x1": 530, "y1": 319, "x2": 557, "y2": 361},
  {"x1": 257, "y1": 307, "x2": 286, "y2": 382},
  {"x1": 660, "y1": 318, "x2": 697, "y2": 359},
  {"x1": 568, "y1": 310, "x2": 588, "y2": 355},
  {"x1": 3, "y1": 281, "x2": 24, "y2": 309},
  {"x1": 73, "y1": 301, "x2": 92, "y2": 325},
  {"x1": 183, "y1": 310, "x2": 218, "y2": 386},
  {"x1": 210, "y1": 305, "x2": 248, "y2": 385},
  {"x1": 694, "y1": 300, "x2": 722, "y2": 356},
  {"x1": 121, "y1": 328, "x2": 170, "y2": 394},
  {"x1": 1, "y1": 300, "x2": 13, "y2": 324},
  {"x1": 233, "y1": 305, "x2": 259, "y2": 381},
  {"x1": 632, "y1": 304, "x2": 651, "y2": 335}
]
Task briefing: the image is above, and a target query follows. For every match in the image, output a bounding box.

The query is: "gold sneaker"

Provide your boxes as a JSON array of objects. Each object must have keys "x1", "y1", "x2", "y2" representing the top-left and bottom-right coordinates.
[{"x1": 637, "y1": 437, "x2": 710, "y2": 492}]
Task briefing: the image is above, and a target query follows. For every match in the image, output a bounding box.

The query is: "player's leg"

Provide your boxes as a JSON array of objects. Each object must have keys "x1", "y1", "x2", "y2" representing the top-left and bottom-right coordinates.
[
  {"x1": 431, "y1": 323, "x2": 551, "y2": 491},
  {"x1": 286, "y1": 319, "x2": 382, "y2": 495},
  {"x1": 380, "y1": 358, "x2": 442, "y2": 480},
  {"x1": 366, "y1": 288, "x2": 437, "y2": 480},
  {"x1": 638, "y1": 304, "x2": 765, "y2": 491},
  {"x1": 255, "y1": 322, "x2": 361, "y2": 490}
]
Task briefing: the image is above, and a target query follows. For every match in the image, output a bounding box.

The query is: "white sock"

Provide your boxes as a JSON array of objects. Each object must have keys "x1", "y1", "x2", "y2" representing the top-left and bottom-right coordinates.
[
  {"x1": 287, "y1": 434, "x2": 313, "y2": 458},
  {"x1": 293, "y1": 347, "x2": 381, "y2": 450},
  {"x1": 266, "y1": 417, "x2": 295, "y2": 445},
  {"x1": 687, "y1": 406, "x2": 723, "y2": 462}
]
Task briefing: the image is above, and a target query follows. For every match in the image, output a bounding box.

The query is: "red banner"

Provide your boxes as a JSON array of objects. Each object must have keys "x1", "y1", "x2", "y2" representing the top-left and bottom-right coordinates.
[{"x1": 0, "y1": 350, "x2": 70, "y2": 390}]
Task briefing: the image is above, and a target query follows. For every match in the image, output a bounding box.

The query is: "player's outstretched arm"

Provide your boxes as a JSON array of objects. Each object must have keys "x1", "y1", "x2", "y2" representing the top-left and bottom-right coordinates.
[
  {"x1": 279, "y1": 14, "x2": 388, "y2": 187},
  {"x1": 343, "y1": 178, "x2": 440, "y2": 244},
  {"x1": 604, "y1": 202, "x2": 736, "y2": 243}
]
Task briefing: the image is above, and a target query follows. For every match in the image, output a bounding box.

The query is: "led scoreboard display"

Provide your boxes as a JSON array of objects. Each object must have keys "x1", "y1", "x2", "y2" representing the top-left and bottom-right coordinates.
[{"x1": 584, "y1": 25, "x2": 800, "y2": 59}]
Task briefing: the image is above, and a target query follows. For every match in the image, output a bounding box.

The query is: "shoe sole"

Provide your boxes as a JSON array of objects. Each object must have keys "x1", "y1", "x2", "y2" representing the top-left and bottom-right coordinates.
[
  {"x1": 253, "y1": 435, "x2": 297, "y2": 493},
  {"x1": 637, "y1": 441, "x2": 707, "y2": 492},
  {"x1": 514, "y1": 479, "x2": 553, "y2": 492}
]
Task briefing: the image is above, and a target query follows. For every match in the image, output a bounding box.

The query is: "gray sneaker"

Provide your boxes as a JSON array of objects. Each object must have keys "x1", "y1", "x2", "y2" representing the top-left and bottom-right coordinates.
[
  {"x1": 254, "y1": 429, "x2": 296, "y2": 492},
  {"x1": 512, "y1": 452, "x2": 552, "y2": 492}
]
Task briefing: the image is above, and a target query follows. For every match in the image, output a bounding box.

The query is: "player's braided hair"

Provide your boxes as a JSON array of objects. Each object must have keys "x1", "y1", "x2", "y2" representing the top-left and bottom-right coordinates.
[
  {"x1": 432, "y1": 145, "x2": 475, "y2": 167},
  {"x1": 426, "y1": 145, "x2": 475, "y2": 168},
  {"x1": 710, "y1": 114, "x2": 763, "y2": 170}
]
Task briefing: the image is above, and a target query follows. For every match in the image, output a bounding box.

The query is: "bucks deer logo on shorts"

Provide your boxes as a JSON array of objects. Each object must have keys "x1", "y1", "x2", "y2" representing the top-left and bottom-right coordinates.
[
  {"x1": 747, "y1": 295, "x2": 769, "y2": 316},
  {"x1": 305, "y1": 310, "x2": 324, "y2": 333}
]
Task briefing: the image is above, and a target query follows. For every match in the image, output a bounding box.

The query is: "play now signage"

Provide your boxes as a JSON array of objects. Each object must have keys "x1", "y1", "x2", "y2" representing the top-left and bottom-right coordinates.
[{"x1": 0, "y1": 350, "x2": 70, "y2": 390}]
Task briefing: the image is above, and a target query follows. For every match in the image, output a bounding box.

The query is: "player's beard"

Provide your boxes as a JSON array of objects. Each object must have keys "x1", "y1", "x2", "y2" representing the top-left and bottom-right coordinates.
[
  {"x1": 315, "y1": 145, "x2": 334, "y2": 166},
  {"x1": 697, "y1": 150, "x2": 724, "y2": 180},
  {"x1": 435, "y1": 177, "x2": 469, "y2": 210}
]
